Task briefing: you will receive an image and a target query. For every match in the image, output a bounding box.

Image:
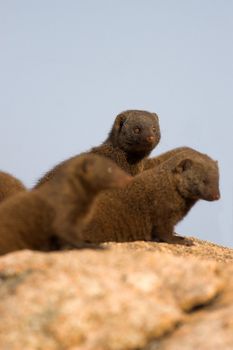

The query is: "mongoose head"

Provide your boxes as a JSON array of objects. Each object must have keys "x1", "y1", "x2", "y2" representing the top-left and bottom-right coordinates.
[
  {"x1": 108, "y1": 110, "x2": 161, "y2": 158},
  {"x1": 72, "y1": 154, "x2": 132, "y2": 193},
  {"x1": 173, "y1": 156, "x2": 220, "y2": 202}
]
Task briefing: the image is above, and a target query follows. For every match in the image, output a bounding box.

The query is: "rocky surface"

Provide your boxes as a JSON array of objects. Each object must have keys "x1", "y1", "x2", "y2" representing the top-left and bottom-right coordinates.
[
  {"x1": 0, "y1": 238, "x2": 232, "y2": 350},
  {"x1": 104, "y1": 237, "x2": 233, "y2": 263}
]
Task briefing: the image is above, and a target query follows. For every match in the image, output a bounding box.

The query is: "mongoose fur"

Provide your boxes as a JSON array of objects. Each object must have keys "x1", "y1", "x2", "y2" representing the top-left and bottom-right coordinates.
[
  {"x1": 143, "y1": 146, "x2": 194, "y2": 170},
  {"x1": 35, "y1": 110, "x2": 160, "y2": 187},
  {"x1": 71, "y1": 149, "x2": 220, "y2": 246},
  {"x1": 0, "y1": 155, "x2": 131, "y2": 255},
  {"x1": 0, "y1": 171, "x2": 26, "y2": 203}
]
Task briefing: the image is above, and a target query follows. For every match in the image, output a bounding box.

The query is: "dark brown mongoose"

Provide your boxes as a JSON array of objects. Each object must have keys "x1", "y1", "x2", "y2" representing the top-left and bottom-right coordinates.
[
  {"x1": 0, "y1": 155, "x2": 132, "y2": 255},
  {"x1": 69, "y1": 149, "x2": 220, "y2": 246},
  {"x1": 0, "y1": 171, "x2": 26, "y2": 203},
  {"x1": 35, "y1": 110, "x2": 160, "y2": 187}
]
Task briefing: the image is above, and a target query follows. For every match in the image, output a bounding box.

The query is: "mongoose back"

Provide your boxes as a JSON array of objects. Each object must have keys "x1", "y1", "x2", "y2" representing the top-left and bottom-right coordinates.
[
  {"x1": 143, "y1": 146, "x2": 195, "y2": 170},
  {"x1": 35, "y1": 110, "x2": 160, "y2": 187},
  {"x1": 73, "y1": 149, "x2": 220, "y2": 245},
  {"x1": 0, "y1": 171, "x2": 26, "y2": 203},
  {"x1": 0, "y1": 155, "x2": 131, "y2": 255}
]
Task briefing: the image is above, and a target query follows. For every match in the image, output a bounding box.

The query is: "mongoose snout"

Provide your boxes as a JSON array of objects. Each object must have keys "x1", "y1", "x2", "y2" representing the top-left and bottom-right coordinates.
[
  {"x1": 212, "y1": 193, "x2": 220, "y2": 200},
  {"x1": 146, "y1": 135, "x2": 156, "y2": 144},
  {"x1": 109, "y1": 171, "x2": 132, "y2": 188},
  {"x1": 202, "y1": 191, "x2": 220, "y2": 201}
]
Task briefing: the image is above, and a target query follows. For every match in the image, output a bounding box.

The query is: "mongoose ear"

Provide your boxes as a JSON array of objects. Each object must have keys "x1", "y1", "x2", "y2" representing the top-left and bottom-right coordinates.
[
  {"x1": 152, "y1": 113, "x2": 159, "y2": 121},
  {"x1": 174, "y1": 158, "x2": 193, "y2": 173},
  {"x1": 114, "y1": 113, "x2": 127, "y2": 132},
  {"x1": 81, "y1": 158, "x2": 95, "y2": 174}
]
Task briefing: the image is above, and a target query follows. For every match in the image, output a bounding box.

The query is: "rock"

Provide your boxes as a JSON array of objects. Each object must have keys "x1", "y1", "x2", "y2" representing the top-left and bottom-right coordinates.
[
  {"x1": 147, "y1": 305, "x2": 233, "y2": 350},
  {"x1": 0, "y1": 238, "x2": 232, "y2": 350},
  {"x1": 103, "y1": 237, "x2": 233, "y2": 263}
]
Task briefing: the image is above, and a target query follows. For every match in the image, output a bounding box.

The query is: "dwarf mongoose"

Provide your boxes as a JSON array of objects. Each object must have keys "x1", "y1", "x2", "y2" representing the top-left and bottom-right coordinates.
[
  {"x1": 0, "y1": 171, "x2": 26, "y2": 203},
  {"x1": 0, "y1": 155, "x2": 131, "y2": 255},
  {"x1": 35, "y1": 110, "x2": 160, "y2": 187},
  {"x1": 72, "y1": 149, "x2": 220, "y2": 246}
]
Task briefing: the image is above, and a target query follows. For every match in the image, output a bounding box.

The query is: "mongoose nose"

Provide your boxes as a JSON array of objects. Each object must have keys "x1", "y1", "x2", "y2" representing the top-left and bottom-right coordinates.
[
  {"x1": 213, "y1": 193, "x2": 220, "y2": 200},
  {"x1": 115, "y1": 175, "x2": 132, "y2": 188},
  {"x1": 146, "y1": 135, "x2": 155, "y2": 143}
]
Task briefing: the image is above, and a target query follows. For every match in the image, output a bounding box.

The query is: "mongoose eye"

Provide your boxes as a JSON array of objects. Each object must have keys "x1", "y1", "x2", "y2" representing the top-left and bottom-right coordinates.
[
  {"x1": 134, "y1": 127, "x2": 141, "y2": 134},
  {"x1": 152, "y1": 126, "x2": 157, "y2": 132}
]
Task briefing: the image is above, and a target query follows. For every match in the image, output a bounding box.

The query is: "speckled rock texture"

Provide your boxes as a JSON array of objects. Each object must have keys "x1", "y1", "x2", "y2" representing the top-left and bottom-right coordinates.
[{"x1": 0, "y1": 238, "x2": 232, "y2": 350}]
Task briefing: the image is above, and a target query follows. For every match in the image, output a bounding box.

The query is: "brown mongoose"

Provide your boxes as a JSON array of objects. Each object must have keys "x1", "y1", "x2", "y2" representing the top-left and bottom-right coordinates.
[
  {"x1": 0, "y1": 155, "x2": 132, "y2": 255},
  {"x1": 35, "y1": 110, "x2": 160, "y2": 187},
  {"x1": 68, "y1": 149, "x2": 220, "y2": 246},
  {"x1": 0, "y1": 171, "x2": 26, "y2": 203}
]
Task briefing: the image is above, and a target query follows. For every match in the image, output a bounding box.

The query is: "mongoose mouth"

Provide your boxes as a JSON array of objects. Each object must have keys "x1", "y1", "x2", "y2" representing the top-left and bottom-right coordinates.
[
  {"x1": 125, "y1": 139, "x2": 156, "y2": 150},
  {"x1": 204, "y1": 192, "x2": 221, "y2": 201},
  {"x1": 210, "y1": 193, "x2": 220, "y2": 200},
  {"x1": 110, "y1": 174, "x2": 132, "y2": 188},
  {"x1": 145, "y1": 135, "x2": 156, "y2": 144}
]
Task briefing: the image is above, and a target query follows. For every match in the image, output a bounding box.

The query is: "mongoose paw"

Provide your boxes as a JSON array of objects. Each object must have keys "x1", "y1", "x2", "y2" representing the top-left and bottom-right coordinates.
[
  {"x1": 173, "y1": 234, "x2": 194, "y2": 246},
  {"x1": 153, "y1": 234, "x2": 194, "y2": 246}
]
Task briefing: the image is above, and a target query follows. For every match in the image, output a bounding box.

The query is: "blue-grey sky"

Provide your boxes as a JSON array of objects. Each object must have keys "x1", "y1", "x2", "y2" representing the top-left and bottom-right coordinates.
[{"x1": 0, "y1": 1, "x2": 232, "y2": 247}]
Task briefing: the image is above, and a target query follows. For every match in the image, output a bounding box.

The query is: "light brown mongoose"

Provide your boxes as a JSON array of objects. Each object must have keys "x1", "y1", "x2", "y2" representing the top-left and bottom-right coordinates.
[
  {"x1": 67, "y1": 149, "x2": 220, "y2": 246},
  {"x1": 35, "y1": 110, "x2": 160, "y2": 187},
  {"x1": 0, "y1": 155, "x2": 131, "y2": 255},
  {"x1": 0, "y1": 171, "x2": 26, "y2": 203}
]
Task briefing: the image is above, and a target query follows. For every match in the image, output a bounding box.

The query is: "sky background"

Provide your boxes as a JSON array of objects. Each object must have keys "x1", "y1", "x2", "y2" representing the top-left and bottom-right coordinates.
[{"x1": 0, "y1": 1, "x2": 232, "y2": 247}]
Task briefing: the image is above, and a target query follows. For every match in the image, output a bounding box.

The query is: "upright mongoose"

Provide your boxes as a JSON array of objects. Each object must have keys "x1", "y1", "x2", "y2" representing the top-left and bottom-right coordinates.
[
  {"x1": 0, "y1": 171, "x2": 26, "y2": 204},
  {"x1": 35, "y1": 110, "x2": 160, "y2": 187},
  {"x1": 68, "y1": 149, "x2": 220, "y2": 246},
  {"x1": 0, "y1": 154, "x2": 131, "y2": 255}
]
